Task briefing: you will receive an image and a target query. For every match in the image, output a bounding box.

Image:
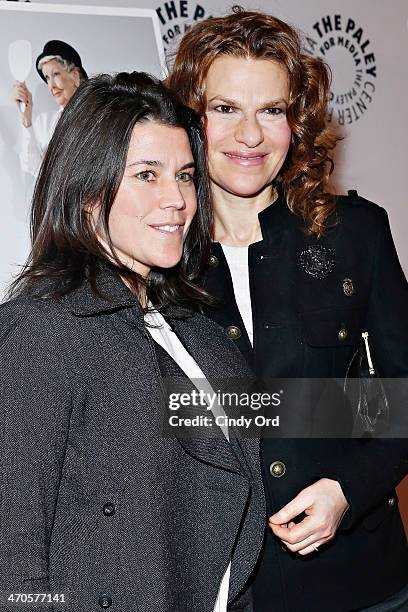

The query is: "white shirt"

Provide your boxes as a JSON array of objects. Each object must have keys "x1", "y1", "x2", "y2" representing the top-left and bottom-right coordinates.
[
  {"x1": 221, "y1": 245, "x2": 253, "y2": 346},
  {"x1": 19, "y1": 107, "x2": 63, "y2": 176},
  {"x1": 144, "y1": 307, "x2": 231, "y2": 612}
]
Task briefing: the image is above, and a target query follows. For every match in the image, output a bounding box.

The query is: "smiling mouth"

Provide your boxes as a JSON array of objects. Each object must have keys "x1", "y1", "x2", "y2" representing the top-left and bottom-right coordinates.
[
  {"x1": 224, "y1": 153, "x2": 267, "y2": 160},
  {"x1": 149, "y1": 224, "x2": 183, "y2": 234}
]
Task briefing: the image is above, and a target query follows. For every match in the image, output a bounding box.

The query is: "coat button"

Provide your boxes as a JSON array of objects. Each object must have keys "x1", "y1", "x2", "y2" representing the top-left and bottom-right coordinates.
[
  {"x1": 209, "y1": 254, "x2": 218, "y2": 268},
  {"x1": 342, "y1": 278, "x2": 354, "y2": 297},
  {"x1": 98, "y1": 594, "x2": 112, "y2": 608},
  {"x1": 226, "y1": 325, "x2": 242, "y2": 340},
  {"x1": 103, "y1": 503, "x2": 115, "y2": 517},
  {"x1": 388, "y1": 497, "x2": 396, "y2": 507},
  {"x1": 270, "y1": 461, "x2": 286, "y2": 478},
  {"x1": 338, "y1": 327, "x2": 348, "y2": 341}
]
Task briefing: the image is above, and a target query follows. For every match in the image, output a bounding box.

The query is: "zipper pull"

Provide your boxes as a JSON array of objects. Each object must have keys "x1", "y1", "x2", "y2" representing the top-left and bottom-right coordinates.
[{"x1": 362, "y1": 331, "x2": 375, "y2": 375}]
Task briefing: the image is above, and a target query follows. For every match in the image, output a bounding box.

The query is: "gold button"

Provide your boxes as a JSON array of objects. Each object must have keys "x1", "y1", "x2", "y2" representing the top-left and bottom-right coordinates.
[
  {"x1": 388, "y1": 497, "x2": 396, "y2": 507},
  {"x1": 226, "y1": 325, "x2": 242, "y2": 340},
  {"x1": 209, "y1": 255, "x2": 218, "y2": 268},
  {"x1": 270, "y1": 461, "x2": 286, "y2": 478},
  {"x1": 338, "y1": 327, "x2": 348, "y2": 341},
  {"x1": 343, "y1": 278, "x2": 354, "y2": 297}
]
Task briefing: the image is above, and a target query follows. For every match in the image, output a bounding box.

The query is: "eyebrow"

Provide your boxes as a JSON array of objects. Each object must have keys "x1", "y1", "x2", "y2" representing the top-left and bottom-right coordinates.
[
  {"x1": 208, "y1": 96, "x2": 288, "y2": 106},
  {"x1": 127, "y1": 160, "x2": 195, "y2": 170}
]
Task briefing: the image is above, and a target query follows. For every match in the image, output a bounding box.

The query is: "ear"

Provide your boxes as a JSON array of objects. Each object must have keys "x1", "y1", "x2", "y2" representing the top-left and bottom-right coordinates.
[
  {"x1": 73, "y1": 67, "x2": 81, "y2": 88},
  {"x1": 83, "y1": 200, "x2": 105, "y2": 241},
  {"x1": 83, "y1": 198, "x2": 99, "y2": 215}
]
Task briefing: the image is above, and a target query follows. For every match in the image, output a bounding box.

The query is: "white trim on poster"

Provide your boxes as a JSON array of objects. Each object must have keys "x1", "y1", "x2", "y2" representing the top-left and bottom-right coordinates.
[{"x1": 0, "y1": 1, "x2": 166, "y2": 77}]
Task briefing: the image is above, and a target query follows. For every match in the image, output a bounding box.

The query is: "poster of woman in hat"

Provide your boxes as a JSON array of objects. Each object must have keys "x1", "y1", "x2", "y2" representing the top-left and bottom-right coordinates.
[
  {"x1": 13, "y1": 39, "x2": 88, "y2": 176},
  {"x1": 0, "y1": 2, "x2": 165, "y2": 297}
]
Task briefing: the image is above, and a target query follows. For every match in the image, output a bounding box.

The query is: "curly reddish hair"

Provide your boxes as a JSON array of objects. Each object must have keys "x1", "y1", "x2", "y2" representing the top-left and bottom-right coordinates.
[{"x1": 167, "y1": 6, "x2": 339, "y2": 235}]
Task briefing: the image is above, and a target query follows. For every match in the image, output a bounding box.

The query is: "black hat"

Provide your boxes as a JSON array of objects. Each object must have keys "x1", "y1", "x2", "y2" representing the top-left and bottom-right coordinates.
[{"x1": 36, "y1": 40, "x2": 88, "y2": 82}]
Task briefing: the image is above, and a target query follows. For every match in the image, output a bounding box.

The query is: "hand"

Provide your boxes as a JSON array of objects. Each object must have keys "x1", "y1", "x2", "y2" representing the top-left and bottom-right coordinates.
[
  {"x1": 268, "y1": 478, "x2": 349, "y2": 556},
  {"x1": 13, "y1": 81, "x2": 33, "y2": 127}
]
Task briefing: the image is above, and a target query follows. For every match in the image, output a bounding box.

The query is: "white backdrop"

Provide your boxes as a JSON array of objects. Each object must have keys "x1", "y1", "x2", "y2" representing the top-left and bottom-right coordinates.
[{"x1": 0, "y1": 0, "x2": 407, "y2": 294}]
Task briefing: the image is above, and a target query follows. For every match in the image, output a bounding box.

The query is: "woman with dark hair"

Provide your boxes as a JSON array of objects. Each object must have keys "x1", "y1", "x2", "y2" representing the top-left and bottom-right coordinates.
[
  {"x1": 168, "y1": 7, "x2": 408, "y2": 612},
  {"x1": 14, "y1": 40, "x2": 87, "y2": 176},
  {"x1": 0, "y1": 71, "x2": 265, "y2": 612}
]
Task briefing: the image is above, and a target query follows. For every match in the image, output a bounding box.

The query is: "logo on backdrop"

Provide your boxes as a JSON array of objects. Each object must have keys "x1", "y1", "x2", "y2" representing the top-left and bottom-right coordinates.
[
  {"x1": 304, "y1": 15, "x2": 377, "y2": 125},
  {"x1": 156, "y1": 0, "x2": 209, "y2": 51}
]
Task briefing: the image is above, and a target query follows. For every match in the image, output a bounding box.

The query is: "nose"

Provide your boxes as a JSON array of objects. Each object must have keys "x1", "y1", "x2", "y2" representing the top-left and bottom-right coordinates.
[
  {"x1": 48, "y1": 76, "x2": 56, "y2": 92},
  {"x1": 159, "y1": 180, "x2": 186, "y2": 210},
  {"x1": 235, "y1": 114, "x2": 264, "y2": 148}
]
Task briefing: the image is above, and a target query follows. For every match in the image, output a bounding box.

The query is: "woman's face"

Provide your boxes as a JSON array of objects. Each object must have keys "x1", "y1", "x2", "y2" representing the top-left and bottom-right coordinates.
[
  {"x1": 97, "y1": 121, "x2": 197, "y2": 278},
  {"x1": 41, "y1": 59, "x2": 80, "y2": 107},
  {"x1": 205, "y1": 56, "x2": 291, "y2": 199}
]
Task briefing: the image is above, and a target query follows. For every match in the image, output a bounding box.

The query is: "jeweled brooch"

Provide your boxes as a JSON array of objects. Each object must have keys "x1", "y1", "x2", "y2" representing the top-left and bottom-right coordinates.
[{"x1": 298, "y1": 244, "x2": 335, "y2": 279}]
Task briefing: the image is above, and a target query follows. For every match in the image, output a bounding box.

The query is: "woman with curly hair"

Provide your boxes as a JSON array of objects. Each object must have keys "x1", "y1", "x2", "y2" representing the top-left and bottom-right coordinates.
[{"x1": 168, "y1": 7, "x2": 408, "y2": 612}]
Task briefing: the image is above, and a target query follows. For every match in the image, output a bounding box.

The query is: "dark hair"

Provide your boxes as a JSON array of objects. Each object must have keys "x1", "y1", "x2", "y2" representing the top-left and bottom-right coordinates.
[
  {"x1": 167, "y1": 6, "x2": 339, "y2": 235},
  {"x1": 9, "y1": 72, "x2": 213, "y2": 310}
]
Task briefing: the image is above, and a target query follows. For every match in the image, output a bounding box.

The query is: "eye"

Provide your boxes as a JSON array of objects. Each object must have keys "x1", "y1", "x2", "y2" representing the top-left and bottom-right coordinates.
[
  {"x1": 135, "y1": 170, "x2": 156, "y2": 182},
  {"x1": 263, "y1": 107, "x2": 286, "y2": 116},
  {"x1": 176, "y1": 172, "x2": 194, "y2": 183},
  {"x1": 214, "y1": 105, "x2": 235, "y2": 114}
]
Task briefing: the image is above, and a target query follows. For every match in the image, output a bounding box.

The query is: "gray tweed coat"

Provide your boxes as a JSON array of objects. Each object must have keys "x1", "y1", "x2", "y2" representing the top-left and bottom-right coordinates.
[{"x1": 0, "y1": 266, "x2": 265, "y2": 612}]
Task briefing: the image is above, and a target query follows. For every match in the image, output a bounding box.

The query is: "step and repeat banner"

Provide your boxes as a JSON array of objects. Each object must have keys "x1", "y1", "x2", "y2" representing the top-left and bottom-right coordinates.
[{"x1": 0, "y1": 0, "x2": 408, "y2": 521}]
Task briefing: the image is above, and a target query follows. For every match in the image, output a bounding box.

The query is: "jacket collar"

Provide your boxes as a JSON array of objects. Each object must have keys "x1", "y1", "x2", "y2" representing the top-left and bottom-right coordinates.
[
  {"x1": 61, "y1": 264, "x2": 140, "y2": 317},
  {"x1": 258, "y1": 190, "x2": 300, "y2": 242},
  {"x1": 58, "y1": 263, "x2": 193, "y2": 324}
]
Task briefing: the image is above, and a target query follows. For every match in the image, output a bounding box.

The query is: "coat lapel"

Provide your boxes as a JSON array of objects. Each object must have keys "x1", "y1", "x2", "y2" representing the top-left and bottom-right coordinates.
[
  {"x1": 164, "y1": 316, "x2": 261, "y2": 478},
  {"x1": 154, "y1": 341, "x2": 247, "y2": 477}
]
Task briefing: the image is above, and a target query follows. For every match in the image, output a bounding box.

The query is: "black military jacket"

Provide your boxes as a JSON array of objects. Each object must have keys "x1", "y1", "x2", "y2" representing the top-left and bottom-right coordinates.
[{"x1": 203, "y1": 191, "x2": 408, "y2": 612}]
